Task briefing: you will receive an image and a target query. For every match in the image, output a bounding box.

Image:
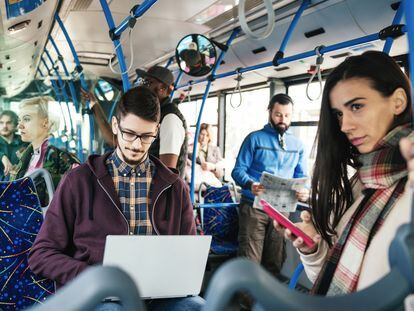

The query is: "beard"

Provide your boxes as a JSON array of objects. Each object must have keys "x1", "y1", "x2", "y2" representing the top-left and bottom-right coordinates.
[
  {"x1": 116, "y1": 143, "x2": 147, "y2": 166},
  {"x1": 270, "y1": 120, "x2": 289, "y2": 135}
]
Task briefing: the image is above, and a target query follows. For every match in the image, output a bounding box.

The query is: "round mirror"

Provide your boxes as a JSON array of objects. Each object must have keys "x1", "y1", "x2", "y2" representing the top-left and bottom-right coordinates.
[{"x1": 175, "y1": 34, "x2": 217, "y2": 77}]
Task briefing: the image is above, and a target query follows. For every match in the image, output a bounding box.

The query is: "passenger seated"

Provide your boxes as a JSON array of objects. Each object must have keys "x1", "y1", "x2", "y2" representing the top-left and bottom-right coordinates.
[
  {"x1": 9, "y1": 96, "x2": 79, "y2": 204},
  {"x1": 187, "y1": 123, "x2": 224, "y2": 189},
  {"x1": 28, "y1": 87, "x2": 204, "y2": 310},
  {"x1": 0, "y1": 109, "x2": 28, "y2": 180},
  {"x1": 275, "y1": 51, "x2": 413, "y2": 295}
]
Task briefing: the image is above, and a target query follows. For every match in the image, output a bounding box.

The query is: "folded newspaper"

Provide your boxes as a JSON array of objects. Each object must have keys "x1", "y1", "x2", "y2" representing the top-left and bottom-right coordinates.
[{"x1": 253, "y1": 172, "x2": 307, "y2": 212}]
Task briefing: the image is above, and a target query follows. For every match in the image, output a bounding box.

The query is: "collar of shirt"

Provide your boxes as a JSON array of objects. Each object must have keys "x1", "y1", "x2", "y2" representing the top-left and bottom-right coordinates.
[{"x1": 108, "y1": 151, "x2": 150, "y2": 177}]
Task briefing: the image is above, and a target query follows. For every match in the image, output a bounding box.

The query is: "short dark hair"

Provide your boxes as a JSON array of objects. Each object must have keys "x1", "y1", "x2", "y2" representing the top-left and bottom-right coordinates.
[
  {"x1": 0, "y1": 110, "x2": 18, "y2": 126},
  {"x1": 267, "y1": 93, "x2": 293, "y2": 111},
  {"x1": 115, "y1": 86, "x2": 160, "y2": 123}
]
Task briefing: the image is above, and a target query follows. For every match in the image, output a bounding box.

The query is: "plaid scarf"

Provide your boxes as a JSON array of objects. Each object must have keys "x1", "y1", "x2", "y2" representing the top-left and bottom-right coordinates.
[{"x1": 312, "y1": 124, "x2": 412, "y2": 296}]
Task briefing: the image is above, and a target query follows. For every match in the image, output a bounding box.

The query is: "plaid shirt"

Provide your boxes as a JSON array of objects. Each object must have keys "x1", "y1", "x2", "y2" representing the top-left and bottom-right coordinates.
[{"x1": 106, "y1": 151, "x2": 155, "y2": 235}]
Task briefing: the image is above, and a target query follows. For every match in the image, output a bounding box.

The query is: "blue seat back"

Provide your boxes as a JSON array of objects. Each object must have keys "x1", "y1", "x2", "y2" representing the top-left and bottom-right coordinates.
[
  {"x1": 202, "y1": 184, "x2": 239, "y2": 255},
  {"x1": 0, "y1": 177, "x2": 55, "y2": 310}
]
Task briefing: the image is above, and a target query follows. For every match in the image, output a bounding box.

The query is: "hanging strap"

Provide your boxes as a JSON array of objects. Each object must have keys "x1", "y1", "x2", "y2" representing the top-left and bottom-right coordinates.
[
  {"x1": 229, "y1": 69, "x2": 243, "y2": 109},
  {"x1": 306, "y1": 45, "x2": 325, "y2": 101}
]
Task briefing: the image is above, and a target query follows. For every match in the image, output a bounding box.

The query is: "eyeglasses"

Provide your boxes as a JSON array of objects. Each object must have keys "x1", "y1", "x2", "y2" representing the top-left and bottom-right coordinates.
[{"x1": 117, "y1": 124, "x2": 157, "y2": 144}]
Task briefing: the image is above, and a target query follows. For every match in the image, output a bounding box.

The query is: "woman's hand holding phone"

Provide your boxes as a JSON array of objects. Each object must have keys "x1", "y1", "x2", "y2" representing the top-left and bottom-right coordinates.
[{"x1": 274, "y1": 210, "x2": 321, "y2": 254}]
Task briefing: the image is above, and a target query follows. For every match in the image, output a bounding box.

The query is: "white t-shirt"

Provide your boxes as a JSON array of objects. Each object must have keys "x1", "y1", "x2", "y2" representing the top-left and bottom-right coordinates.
[{"x1": 159, "y1": 113, "x2": 185, "y2": 156}]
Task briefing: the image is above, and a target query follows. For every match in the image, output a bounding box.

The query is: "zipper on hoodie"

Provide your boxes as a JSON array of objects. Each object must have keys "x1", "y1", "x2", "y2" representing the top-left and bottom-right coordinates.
[
  {"x1": 97, "y1": 179, "x2": 130, "y2": 234},
  {"x1": 151, "y1": 184, "x2": 172, "y2": 235}
]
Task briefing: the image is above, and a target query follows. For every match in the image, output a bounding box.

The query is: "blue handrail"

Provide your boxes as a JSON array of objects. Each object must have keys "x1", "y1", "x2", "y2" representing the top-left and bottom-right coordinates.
[
  {"x1": 383, "y1": 3, "x2": 405, "y2": 54},
  {"x1": 55, "y1": 13, "x2": 94, "y2": 159},
  {"x1": 43, "y1": 49, "x2": 75, "y2": 136},
  {"x1": 169, "y1": 70, "x2": 184, "y2": 100},
  {"x1": 273, "y1": 0, "x2": 310, "y2": 64},
  {"x1": 111, "y1": 0, "x2": 158, "y2": 39},
  {"x1": 99, "y1": 0, "x2": 131, "y2": 91},
  {"x1": 189, "y1": 28, "x2": 240, "y2": 204},
  {"x1": 176, "y1": 28, "x2": 406, "y2": 90}
]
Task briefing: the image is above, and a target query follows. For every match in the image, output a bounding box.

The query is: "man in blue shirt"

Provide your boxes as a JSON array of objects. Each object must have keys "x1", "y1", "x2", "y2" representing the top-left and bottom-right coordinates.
[{"x1": 232, "y1": 93, "x2": 309, "y2": 279}]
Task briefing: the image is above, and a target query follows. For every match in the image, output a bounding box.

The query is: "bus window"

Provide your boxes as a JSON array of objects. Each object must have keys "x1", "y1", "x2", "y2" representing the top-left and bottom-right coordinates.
[
  {"x1": 288, "y1": 81, "x2": 325, "y2": 175},
  {"x1": 225, "y1": 87, "x2": 269, "y2": 181}
]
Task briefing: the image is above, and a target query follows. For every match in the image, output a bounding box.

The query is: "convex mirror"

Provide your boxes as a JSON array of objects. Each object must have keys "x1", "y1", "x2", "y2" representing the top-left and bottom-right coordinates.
[{"x1": 175, "y1": 34, "x2": 217, "y2": 77}]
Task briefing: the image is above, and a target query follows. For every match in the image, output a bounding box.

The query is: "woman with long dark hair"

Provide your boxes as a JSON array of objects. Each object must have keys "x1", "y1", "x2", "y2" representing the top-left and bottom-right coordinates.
[{"x1": 276, "y1": 51, "x2": 413, "y2": 295}]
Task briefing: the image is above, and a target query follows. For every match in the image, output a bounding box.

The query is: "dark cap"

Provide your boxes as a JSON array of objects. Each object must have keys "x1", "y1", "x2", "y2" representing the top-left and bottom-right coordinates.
[{"x1": 135, "y1": 65, "x2": 174, "y2": 87}]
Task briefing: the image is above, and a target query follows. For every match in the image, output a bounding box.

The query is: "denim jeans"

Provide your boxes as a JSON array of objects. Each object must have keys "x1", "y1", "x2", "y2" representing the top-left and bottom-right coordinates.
[{"x1": 95, "y1": 296, "x2": 205, "y2": 311}]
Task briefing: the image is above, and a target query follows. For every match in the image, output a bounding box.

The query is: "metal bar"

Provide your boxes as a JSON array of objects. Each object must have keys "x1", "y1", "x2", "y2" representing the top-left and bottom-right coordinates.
[
  {"x1": 99, "y1": 0, "x2": 131, "y2": 91},
  {"x1": 49, "y1": 36, "x2": 80, "y2": 113},
  {"x1": 55, "y1": 13, "x2": 92, "y2": 160},
  {"x1": 404, "y1": 0, "x2": 414, "y2": 217},
  {"x1": 112, "y1": 0, "x2": 158, "y2": 38},
  {"x1": 44, "y1": 49, "x2": 74, "y2": 130},
  {"x1": 383, "y1": 3, "x2": 404, "y2": 54},
  {"x1": 194, "y1": 203, "x2": 239, "y2": 209},
  {"x1": 276, "y1": 0, "x2": 310, "y2": 56},
  {"x1": 169, "y1": 70, "x2": 183, "y2": 99},
  {"x1": 190, "y1": 28, "x2": 240, "y2": 204},
  {"x1": 44, "y1": 49, "x2": 77, "y2": 155},
  {"x1": 165, "y1": 56, "x2": 174, "y2": 68},
  {"x1": 176, "y1": 29, "x2": 407, "y2": 90}
]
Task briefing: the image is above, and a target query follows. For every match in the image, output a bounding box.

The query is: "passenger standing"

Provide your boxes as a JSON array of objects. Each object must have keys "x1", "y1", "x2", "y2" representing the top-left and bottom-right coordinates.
[
  {"x1": 0, "y1": 110, "x2": 28, "y2": 180},
  {"x1": 231, "y1": 93, "x2": 309, "y2": 277},
  {"x1": 85, "y1": 66, "x2": 188, "y2": 177},
  {"x1": 28, "y1": 87, "x2": 203, "y2": 310},
  {"x1": 276, "y1": 51, "x2": 413, "y2": 295}
]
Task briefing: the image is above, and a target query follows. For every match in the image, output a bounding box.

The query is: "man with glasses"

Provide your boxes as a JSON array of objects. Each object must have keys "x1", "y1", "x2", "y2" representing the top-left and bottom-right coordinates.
[
  {"x1": 84, "y1": 66, "x2": 188, "y2": 177},
  {"x1": 29, "y1": 87, "x2": 203, "y2": 310}
]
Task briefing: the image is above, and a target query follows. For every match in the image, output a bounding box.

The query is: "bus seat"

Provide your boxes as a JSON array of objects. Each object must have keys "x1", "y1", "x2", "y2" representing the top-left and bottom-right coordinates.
[
  {"x1": 203, "y1": 223, "x2": 414, "y2": 311},
  {"x1": 27, "y1": 266, "x2": 144, "y2": 311},
  {"x1": 199, "y1": 183, "x2": 239, "y2": 256},
  {"x1": 0, "y1": 169, "x2": 55, "y2": 310}
]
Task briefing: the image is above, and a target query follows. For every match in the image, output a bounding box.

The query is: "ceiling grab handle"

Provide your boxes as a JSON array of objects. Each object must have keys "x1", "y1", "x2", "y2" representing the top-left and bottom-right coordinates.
[
  {"x1": 238, "y1": 0, "x2": 275, "y2": 40},
  {"x1": 229, "y1": 68, "x2": 243, "y2": 109},
  {"x1": 305, "y1": 45, "x2": 325, "y2": 101}
]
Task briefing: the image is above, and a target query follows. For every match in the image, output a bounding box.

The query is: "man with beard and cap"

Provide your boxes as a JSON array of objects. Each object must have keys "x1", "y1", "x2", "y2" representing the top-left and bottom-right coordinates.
[
  {"x1": 0, "y1": 110, "x2": 28, "y2": 180},
  {"x1": 83, "y1": 66, "x2": 188, "y2": 177},
  {"x1": 231, "y1": 93, "x2": 309, "y2": 282},
  {"x1": 29, "y1": 87, "x2": 204, "y2": 310}
]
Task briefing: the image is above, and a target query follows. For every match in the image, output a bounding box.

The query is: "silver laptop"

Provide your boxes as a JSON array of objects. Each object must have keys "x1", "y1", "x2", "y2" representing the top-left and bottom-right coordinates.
[{"x1": 103, "y1": 235, "x2": 211, "y2": 299}]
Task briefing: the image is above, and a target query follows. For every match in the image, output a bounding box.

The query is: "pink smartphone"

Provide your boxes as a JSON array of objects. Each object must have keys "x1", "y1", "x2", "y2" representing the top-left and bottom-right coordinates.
[{"x1": 260, "y1": 199, "x2": 315, "y2": 248}]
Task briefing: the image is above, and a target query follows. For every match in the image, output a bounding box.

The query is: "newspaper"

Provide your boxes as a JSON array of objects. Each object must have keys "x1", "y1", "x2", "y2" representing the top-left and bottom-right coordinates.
[{"x1": 253, "y1": 172, "x2": 308, "y2": 212}]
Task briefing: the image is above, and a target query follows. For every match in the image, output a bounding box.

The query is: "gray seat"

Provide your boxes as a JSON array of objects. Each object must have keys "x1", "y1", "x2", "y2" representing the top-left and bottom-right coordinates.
[
  {"x1": 203, "y1": 223, "x2": 414, "y2": 311},
  {"x1": 28, "y1": 266, "x2": 144, "y2": 311}
]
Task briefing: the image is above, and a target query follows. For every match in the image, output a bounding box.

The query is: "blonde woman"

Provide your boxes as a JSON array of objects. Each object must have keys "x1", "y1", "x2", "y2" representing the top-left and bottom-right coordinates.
[{"x1": 10, "y1": 96, "x2": 79, "y2": 203}]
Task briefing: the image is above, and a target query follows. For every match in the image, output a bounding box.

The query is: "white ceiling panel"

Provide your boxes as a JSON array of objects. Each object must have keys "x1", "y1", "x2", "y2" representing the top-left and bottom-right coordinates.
[{"x1": 89, "y1": 0, "x2": 220, "y2": 21}]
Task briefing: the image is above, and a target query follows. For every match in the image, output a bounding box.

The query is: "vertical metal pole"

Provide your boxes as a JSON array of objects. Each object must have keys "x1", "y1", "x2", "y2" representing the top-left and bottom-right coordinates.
[
  {"x1": 99, "y1": 0, "x2": 131, "y2": 91},
  {"x1": 404, "y1": 0, "x2": 414, "y2": 123},
  {"x1": 55, "y1": 14, "x2": 94, "y2": 158},
  {"x1": 190, "y1": 28, "x2": 240, "y2": 203},
  {"x1": 272, "y1": 0, "x2": 310, "y2": 65},
  {"x1": 383, "y1": 3, "x2": 404, "y2": 54},
  {"x1": 48, "y1": 36, "x2": 79, "y2": 145},
  {"x1": 165, "y1": 56, "x2": 174, "y2": 68},
  {"x1": 169, "y1": 70, "x2": 184, "y2": 100},
  {"x1": 44, "y1": 49, "x2": 74, "y2": 134}
]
